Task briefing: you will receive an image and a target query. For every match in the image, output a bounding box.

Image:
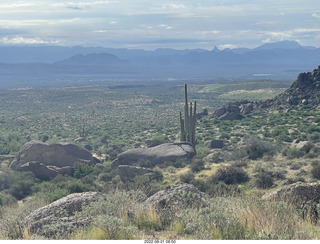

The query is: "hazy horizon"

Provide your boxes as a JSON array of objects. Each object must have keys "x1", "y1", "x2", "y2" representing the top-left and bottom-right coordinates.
[{"x1": 1, "y1": 0, "x2": 320, "y2": 50}]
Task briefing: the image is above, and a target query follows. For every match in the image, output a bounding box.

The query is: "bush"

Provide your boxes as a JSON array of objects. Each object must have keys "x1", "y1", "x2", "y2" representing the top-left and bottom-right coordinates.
[
  {"x1": 9, "y1": 180, "x2": 35, "y2": 200},
  {"x1": 253, "y1": 172, "x2": 274, "y2": 189},
  {"x1": 66, "y1": 181, "x2": 89, "y2": 193},
  {"x1": 73, "y1": 162, "x2": 96, "y2": 179},
  {"x1": 283, "y1": 147, "x2": 305, "y2": 159},
  {"x1": 151, "y1": 169, "x2": 164, "y2": 182},
  {"x1": 235, "y1": 138, "x2": 276, "y2": 160},
  {"x1": 213, "y1": 165, "x2": 249, "y2": 185},
  {"x1": 190, "y1": 159, "x2": 205, "y2": 173},
  {"x1": 179, "y1": 171, "x2": 195, "y2": 184}
]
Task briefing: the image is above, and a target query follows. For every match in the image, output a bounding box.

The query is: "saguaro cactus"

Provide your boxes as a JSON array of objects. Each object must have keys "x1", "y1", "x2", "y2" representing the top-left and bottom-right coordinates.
[{"x1": 180, "y1": 84, "x2": 196, "y2": 145}]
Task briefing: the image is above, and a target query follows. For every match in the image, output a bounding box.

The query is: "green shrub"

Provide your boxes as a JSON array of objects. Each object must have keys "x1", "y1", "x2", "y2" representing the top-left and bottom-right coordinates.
[
  {"x1": 190, "y1": 159, "x2": 205, "y2": 173},
  {"x1": 213, "y1": 165, "x2": 249, "y2": 185},
  {"x1": 179, "y1": 171, "x2": 195, "y2": 184},
  {"x1": 73, "y1": 162, "x2": 96, "y2": 179},
  {"x1": 151, "y1": 169, "x2": 164, "y2": 182},
  {"x1": 253, "y1": 172, "x2": 274, "y2": 189},
  {"x1": 283, "y1": 147, "x2": 305, "y2": 159},
  {"x1": 9, "y1": 180, "x2": 35, "y2": 200},
  {"x1": 66, "y1": 181, "x2": 89, "y2": 193},
  {"x1": 235, "y1": 138, "x2": 276, "y2": 160}
]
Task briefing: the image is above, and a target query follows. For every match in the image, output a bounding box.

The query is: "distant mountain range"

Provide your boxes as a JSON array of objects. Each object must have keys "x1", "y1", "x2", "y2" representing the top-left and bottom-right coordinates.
[{"x1": 0, "y1": 41, "x2": 319, "y2": 87}]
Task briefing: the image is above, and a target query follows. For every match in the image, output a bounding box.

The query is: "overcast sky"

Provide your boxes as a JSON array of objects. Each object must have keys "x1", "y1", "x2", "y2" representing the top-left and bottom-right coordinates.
[{"x1": 1, "y1": 0, "x2": 320, "y2": 50}]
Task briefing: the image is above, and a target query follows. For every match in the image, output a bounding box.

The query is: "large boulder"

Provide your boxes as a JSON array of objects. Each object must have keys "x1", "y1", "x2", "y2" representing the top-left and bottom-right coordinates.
[
  {"x1": 143, "y1": 183, "x2": 208, "y2": 212},
  {"x1": 204, "y1": 140, "x2": 224, "y2": 149},
  {"x1": 213, "y1": 101, "x2": 254, "y2": 120},
  {"x1": 20, "y1": 161, "x2": 73, "y2": 180},
  {"x1": 111, "y1": 142, "x2": 196, "y2": 168},
  {"x1": 25, "y1": 192, "x2": 104, "y2": 238},
  {"x1": 262, "y1": 182, "x2": 320, "y2": 222},
  {"x1": 118, "y1": 165, "x2": 153, "y2": 182},
  {"x1": 10, "y1": 140, "x2": 97, "y2": 174}
]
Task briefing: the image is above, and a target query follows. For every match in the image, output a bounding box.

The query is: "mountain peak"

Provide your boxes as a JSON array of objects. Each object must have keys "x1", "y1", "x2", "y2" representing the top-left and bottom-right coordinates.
[{"x1": 56, "y1": 53, "x2": 128, "y2": 66}]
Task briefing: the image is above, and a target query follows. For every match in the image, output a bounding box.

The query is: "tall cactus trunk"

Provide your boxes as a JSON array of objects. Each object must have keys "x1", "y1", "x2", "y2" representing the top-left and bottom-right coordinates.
[{"x1": 180, "y1": 84, "x2": 197, "y2": 146}]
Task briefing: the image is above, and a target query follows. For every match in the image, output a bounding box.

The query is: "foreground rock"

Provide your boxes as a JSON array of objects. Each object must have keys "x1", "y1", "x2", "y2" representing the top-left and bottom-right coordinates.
[
  {"x1": 10, "y1": 140, "x2": 99, "y2": 179},
  {"x1": 143, "y1": 183, "x2": 208, "y2": 211},
  {"x1": 25, "y1": 192, "x2": 104, "y2": 238},
  {"x1": 262, "y1": 182, "x2": 320, "y2": 222},
  {"x1": 111, "y1": 142, "x2": 196, "y2": 168}
]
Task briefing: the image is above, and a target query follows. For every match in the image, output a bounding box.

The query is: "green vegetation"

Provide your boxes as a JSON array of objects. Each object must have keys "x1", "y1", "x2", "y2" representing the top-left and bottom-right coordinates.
[{"x1": 1, "y1": 80, "x2": 320, "y2": 240}]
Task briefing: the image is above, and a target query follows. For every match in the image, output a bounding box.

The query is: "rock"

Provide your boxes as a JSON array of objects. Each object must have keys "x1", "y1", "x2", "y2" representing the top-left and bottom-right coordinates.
[
  {"x1": 84, "y1": 144, "x2": 93, "y2": 151},
  {"x1": 10, "y1": 140, "x2": 95, "y2": 170},
  {"x1": 25, "y1": 192, "x2": 104, "y2": 238},
  {"x1": 74, "y1": 137, "x2": 87, "y2": 143},
  {"x1": 269, "y1": 66, "x2": 320, "y2": 107},
  {"x1": 145, "y1": 140, "x2": 161, "y2": 148},
  {"x1": 262, "y1": 182, "x2": 320, "y2": 204},
  {"x1": 204, "y1": 140, "x2": 224, "y2": 149},
  {"x1": 240, "y1": 103, "x2": 253, "y2": 114},
  {"x1": 20, "y1": 161, "x2": 74, "y2": 180},
  {"x1": 97, "y1": 137, "x2": 108, "y2": 145},
  {"x1": 118, "y1": 165, "x2": 154, "y2": 182},
  {"x1": 213, "y1": 107, "x2": 226, "y2": 118},
  {"x1": 291, "y1": 140, "x2": 310, "y2": 149},
  {"x1": 133, "y1": 142, "x2": 142, "y2": 148},
  {"x1": 20, "y1": 161, "x2": 59, "y2": 180},
  {"x1": 262, "y1": 182, "x2": 320, "y2": 222},
  {"x1": 196, "y1": 108, "x2": 208, "y2": 118},
  {"x1": 42, "y1": 135, "x2": 49, "y2": 143},
  {"x1": 213, "y1": 103, "x2": 242, "y2": 120},
  {"x1": 203, "y1": 152, "x2": 222, "y2": 163},
  {"x1": 143, "y1": 183, "x2": 208, "y2": 212},
  {"x1": 111, "y1": 142, "x2": 196, "y2": 169}
]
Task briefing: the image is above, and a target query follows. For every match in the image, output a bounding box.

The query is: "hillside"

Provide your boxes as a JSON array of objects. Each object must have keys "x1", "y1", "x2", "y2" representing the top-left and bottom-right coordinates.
[{"x1": 0, "y1": 67, "x2": 320, "y2": 240}]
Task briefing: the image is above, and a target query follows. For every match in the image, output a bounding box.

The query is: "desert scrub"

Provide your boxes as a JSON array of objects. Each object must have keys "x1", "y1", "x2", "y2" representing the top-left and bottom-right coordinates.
[
  {"x1": 310, "y1": 160, "x2": 320, "y2": 179},
  {"x1": 211, "y1": 164, "x2": 249, "y2": 185},
  {"x1": 235, "y1": 197, "x2": 312, "y2": 239},
  {"x1": 74, "y1": 190, "x2": 146, "y2": 240},
  {"x1": 172, "y1": 196, "x2": 313, "y2": 239},
  {"x1": 171, "y1": 197, "x2": 246, "y2": 239}
]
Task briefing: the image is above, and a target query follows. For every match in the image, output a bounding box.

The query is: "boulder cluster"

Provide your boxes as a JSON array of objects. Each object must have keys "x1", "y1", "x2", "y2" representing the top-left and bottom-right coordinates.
[
  {"x1": 9, "y1": 140, "x2": 99, "y2": 180},
  {"x1": 213, "y1": 101, "x2": 254, "y2": 120}
]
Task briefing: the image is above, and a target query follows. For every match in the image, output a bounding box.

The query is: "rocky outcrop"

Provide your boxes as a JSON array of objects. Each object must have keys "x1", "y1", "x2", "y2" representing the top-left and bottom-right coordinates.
[
  {"x1": 204, "y1": 140, "x2": 224, "y2": 149},
  {"x1": 10, "y1": 140, "x2": 99, "y2": 179},
  {"x1": 262, "y1": 181, "x2": 320, "y2": 205},
  {"x1": 262, "y1": 182, "x2": 320, "y2": 222},
  {"x1": 118, "y1": 165, "x2": 154, "y2": 182},
  {"x1": 268, "y1": 66, "x2": 320, "y2": 107},
  {"x1": 213, "y1": 101, "x2": 254, "y2": 120},
  {"x1": 25, "y1": 192, "x2": 104, "y2": 237},
  {"x1": 20, "y1": 161, "x2": 73, "y2": 180},
  {"x1": 111, "y1": 142, "x2": 196, "y2": 169},
  {"x1": 143, "y1": 183, "x2": 208, "y2": 211}
]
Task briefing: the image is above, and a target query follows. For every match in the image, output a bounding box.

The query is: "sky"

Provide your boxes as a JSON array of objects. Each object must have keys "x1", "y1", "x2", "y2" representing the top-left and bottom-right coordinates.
[{"x1": 1, "y1": 0, "x2": 320, "y2": 50}]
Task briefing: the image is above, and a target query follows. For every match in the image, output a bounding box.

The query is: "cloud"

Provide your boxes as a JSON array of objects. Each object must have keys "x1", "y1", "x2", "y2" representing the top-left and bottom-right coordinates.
[
  {"x1": 1, "y1": 36, "x2": 60, "y2": 45},
  {"x1": 312, "y1": 13, "x2": 320, "y2": 18}
]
